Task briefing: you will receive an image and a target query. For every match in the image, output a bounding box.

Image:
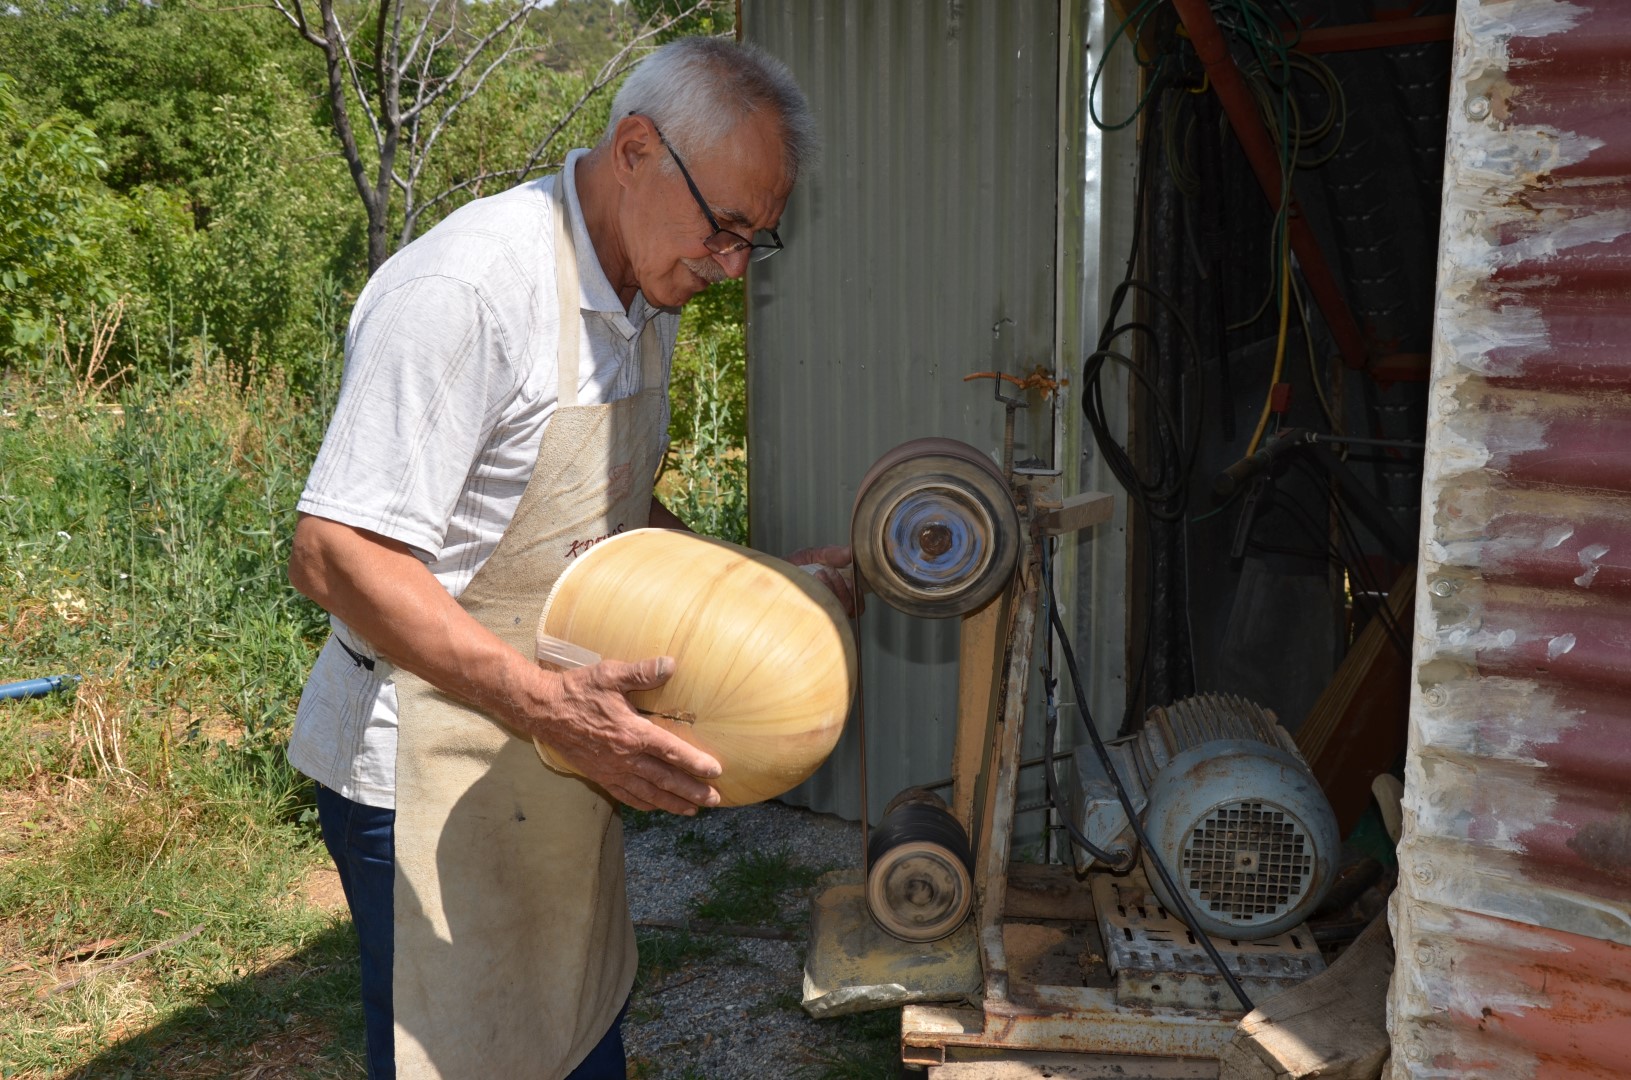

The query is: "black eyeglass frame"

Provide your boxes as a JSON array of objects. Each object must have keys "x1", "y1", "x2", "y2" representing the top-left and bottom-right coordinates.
[{"x1": 645, "y1": 118, "x2": 783, "y2": 263}]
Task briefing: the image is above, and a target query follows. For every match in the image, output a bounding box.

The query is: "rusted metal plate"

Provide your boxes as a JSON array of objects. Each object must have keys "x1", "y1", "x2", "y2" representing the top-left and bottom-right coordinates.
[
  {"x1": 1390, "y1": 904, "x2": 1631, "y2": 1077},
  {"x1": 1399, "y1": 0, "x2": 1631, "y2": 1076},
  {"x1": 901, "y1": 994, "x2": 1238, "y2": 1065}
]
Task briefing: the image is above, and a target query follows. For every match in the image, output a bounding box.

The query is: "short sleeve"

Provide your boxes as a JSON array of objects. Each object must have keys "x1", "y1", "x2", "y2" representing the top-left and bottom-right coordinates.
[{"x1": 297, "y1": 275, "x2": 519, "y2": 556}]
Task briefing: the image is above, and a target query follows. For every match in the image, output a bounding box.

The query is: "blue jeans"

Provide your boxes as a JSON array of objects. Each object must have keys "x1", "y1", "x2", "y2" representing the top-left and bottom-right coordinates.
[{"x1": 313, "y1": 783, "x2": 628, "y2": 1080}]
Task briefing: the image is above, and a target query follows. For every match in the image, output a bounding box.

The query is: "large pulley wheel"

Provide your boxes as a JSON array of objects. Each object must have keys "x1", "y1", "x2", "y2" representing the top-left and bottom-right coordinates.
[
  {"x1": 865, "y1": 788, "x2": 975, "y2": 942},
  {"x1": 851, "y1": 438, "x2": 1020, "y2": 619}
]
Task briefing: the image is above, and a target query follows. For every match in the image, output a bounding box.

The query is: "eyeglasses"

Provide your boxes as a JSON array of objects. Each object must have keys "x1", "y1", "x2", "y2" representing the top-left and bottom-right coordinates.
[{"x1": 648, "y1": 120, "x2": 783, "y2": 263}]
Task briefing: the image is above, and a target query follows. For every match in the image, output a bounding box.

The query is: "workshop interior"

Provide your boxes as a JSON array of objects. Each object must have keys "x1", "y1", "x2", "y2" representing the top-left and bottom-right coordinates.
[{"x1": 743, "y1": 0, "x2": 1457, "y2": 1073}]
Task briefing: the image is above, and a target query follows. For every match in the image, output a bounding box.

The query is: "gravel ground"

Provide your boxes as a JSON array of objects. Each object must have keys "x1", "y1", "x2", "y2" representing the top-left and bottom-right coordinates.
[{"x1": 620, "y1": 800, "x2": 898, "y2": 1080}]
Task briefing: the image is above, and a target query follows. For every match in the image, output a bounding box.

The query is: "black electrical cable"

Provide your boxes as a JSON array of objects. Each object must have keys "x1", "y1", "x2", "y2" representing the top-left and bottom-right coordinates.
[
  {"x1": 1040, "y1": 554, "x2": 1139, "y2": 872},
  {"x1": 1041, "y1": 541, "x2": 1255, "y2": 1013},
  {"x1": 1255, "y1": 476, "x2": 1410, "y2": 659},
  {"x1": 1283, "y1": 453, "x2": 1411, "y2": 647}
]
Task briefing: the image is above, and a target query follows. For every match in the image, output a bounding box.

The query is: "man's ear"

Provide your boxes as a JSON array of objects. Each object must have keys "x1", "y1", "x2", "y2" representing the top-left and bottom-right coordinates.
[{"x1": 612, "y1": 114, "x2": 660, "y2": 190}]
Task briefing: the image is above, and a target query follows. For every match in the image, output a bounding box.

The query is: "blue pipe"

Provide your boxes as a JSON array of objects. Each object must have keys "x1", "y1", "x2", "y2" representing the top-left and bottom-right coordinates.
[{"x1": 0, "y1": 675, "x2": 80, "y2": 700}]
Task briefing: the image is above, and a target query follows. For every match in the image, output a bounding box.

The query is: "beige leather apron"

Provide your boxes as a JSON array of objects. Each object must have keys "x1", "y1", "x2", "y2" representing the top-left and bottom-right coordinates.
[{"x1": 391, "y1": 176, "x2": 667, "y2": 1079}]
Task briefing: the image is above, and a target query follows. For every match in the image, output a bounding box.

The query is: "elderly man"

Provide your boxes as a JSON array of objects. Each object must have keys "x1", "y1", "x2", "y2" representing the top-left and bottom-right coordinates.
[{"x1": 286, "y1": 38, "x2": 841, "y2": 1080}]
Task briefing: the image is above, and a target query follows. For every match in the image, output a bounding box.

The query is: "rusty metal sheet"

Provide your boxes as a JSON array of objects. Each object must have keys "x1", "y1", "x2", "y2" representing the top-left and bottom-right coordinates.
[
  {"x1": 1398, "y1": 0, "x2": 1631, "y2": 1076},
  {"x1": 901, "y1": 995, "x2": 1239, "y2": 1064}
]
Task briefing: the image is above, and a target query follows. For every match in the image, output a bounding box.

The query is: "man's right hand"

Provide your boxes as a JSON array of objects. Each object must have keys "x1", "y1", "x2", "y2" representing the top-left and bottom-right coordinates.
[
  {"x1": 533, "y1": 656, "x2": 722, "y2": 815},
  {"x1": 289, "y1": 515, "x2": 721, "y2": 816}
]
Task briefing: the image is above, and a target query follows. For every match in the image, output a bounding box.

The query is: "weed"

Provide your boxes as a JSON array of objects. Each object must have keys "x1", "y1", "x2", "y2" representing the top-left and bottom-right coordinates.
[
  {"x1": 621, "y1": 806, "x2": 665, "y2": 833},
  {"x1": 802, "y1": 1007, "x2": 902, "y2": 1080},
  {"x1": 634, "y1": 928, "x2": 726, "y2": 991},
  {"x1": 662, "y1": 337, "x2": 747, "y2": 544},
  {"x1": 674, "y1": 823, "x2": 732, "y2": 865},
  {"x1": 692, "y1": 847, "x2": 821, "y2": 927}
]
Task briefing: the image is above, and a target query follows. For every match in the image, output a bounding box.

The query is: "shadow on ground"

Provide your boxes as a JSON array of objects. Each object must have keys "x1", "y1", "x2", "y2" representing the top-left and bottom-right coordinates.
[{"x1": 62, "y1": 922, "x2": 366, "y2": 1080}]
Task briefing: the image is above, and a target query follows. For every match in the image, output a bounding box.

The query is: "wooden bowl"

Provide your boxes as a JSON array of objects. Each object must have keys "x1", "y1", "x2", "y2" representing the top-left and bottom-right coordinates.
[{"x1": 535, "y1": 528, "x2": 857, "y2": 806}]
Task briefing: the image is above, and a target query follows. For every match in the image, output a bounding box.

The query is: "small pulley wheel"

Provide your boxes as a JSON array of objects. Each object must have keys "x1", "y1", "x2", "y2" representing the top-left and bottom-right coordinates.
[
  {"x1": 851, "y1": 438, "x2": 1020, "y2": 619},
  {"x1": 866, "y1": 788, "x2": 975, "y2": 942}
]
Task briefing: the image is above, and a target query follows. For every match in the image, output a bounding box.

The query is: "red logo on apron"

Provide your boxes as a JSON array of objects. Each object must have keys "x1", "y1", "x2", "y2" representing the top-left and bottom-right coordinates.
[{"x1": 566, "y1": 523, "x2": 626, "y2": 559}]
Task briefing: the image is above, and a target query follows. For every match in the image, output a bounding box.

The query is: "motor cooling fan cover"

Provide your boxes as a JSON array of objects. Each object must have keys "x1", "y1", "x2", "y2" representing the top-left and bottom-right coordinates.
[{"x1": 1140, "y1": 739, "x2": 1339, "y2": 940}]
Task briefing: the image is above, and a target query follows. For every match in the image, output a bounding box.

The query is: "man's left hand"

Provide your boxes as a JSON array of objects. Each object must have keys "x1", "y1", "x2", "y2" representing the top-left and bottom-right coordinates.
[{"x1": 787, "y1": 545, "x2": 861, "y2": 617}]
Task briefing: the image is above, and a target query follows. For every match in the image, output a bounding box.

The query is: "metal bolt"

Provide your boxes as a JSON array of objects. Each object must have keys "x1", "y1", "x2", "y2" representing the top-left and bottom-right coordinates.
[
  {"x1": 1465, "y1": 95, "x2": 1491, "y2": 121},
  {"x1": 1430, "y1": 578, "x2": 1456, "y2": 598},
  {"x1": 918, "y1": 522, "x2": 953, "y2": 557}
]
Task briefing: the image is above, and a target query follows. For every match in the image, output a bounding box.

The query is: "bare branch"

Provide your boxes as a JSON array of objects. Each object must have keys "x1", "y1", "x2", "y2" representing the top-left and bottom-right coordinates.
[
  {"x1": 400, "y1": 1, "x2": 534, "y2": 122},
  {"x1": 410, "y1": 34, "x2": 530, "y2": 187},
  {"x1": 399, "y1": 0, "x2": 445, "y2": 73},
  {"x1": 374, "y1": 0, "x2": 392, "y2": 95},
  {"x1": 331, "y1": 16, "x2": 383, "y2": 154},
  {"x1": 270, "y1": 0, "x2": 326, "y2": 47}
]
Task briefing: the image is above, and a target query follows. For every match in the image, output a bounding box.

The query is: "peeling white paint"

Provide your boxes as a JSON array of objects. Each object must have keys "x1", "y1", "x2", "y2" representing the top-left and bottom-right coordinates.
[
  {"x1": 1401, "y1": 0, "x2": 1625, "y2": 1073},
  {"x1": 1573, "y1": 542, "x2": 1609, "y2": 587},
  {"x1": 1463, "y1": 0, "x2": 1587, "y2": 47},
  {"x1": 1438, "y1": 623, "x2": 1518, "y2": 651}
]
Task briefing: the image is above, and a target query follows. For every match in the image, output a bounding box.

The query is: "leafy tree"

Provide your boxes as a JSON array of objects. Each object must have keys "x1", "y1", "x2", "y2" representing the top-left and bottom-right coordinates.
[
  {"x1": 0, "y1": 75, "x2": 118, "y2": 358},
  {"x1": 629, "y1": 0, "x2": 734, "y2": 43}
]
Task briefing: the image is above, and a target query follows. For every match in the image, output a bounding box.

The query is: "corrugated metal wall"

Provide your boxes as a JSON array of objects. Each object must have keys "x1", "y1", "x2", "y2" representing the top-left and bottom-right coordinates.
[
  {"x1": 741, "y1": 1, "x2": 1065, "y2": 823},
  {"x1": 1394, "y1": 1, "x2": 1631, "y2": 1075}
]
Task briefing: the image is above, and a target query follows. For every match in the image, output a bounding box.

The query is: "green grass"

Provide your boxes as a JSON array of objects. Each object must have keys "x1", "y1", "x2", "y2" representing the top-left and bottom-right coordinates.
[
  {"x1": 0, "y1": 355, "x2": 352, "y2": 1076},
  {"x1": 0, "y1": 268, "x2": 751, "y2": 1076},
  {"x1": 801, "y1": 1007, "x2": 903, "y2": 1080},
  {"x1": 692, "y1": 847, "x2": 823, "y2": 927},
  {"x1": 673, "y1": 822, "x2": 732, "y2": 865}
]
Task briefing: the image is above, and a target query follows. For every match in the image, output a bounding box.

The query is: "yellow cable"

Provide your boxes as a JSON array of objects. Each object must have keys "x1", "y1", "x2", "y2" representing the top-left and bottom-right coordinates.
[{"x1": 1246, "y1": 232, "x2": 1292, "y2": 457}]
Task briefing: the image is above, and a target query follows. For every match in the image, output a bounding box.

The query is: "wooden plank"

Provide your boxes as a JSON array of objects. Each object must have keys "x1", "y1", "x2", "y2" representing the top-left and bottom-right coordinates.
[
  {"x1": 1296, "y1": 567, "x2": 1414, "y2": 834},
  {"x1": 1218, "y1": 915, "x2": 1394, "y2": 1080},
  {"x1": 1040, "y1": 491, "x2": 1115, "y2": 536},
  {"x1": 951, "y1": 587, "x2": 1012, "y2": 844},
  {"x1": 932, "y1": 1053, "x2": 1217, "y2": 1079}
]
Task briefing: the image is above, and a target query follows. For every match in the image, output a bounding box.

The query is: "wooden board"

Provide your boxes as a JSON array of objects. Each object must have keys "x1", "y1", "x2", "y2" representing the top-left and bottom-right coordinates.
[
  {"x1": 1297, "y1": 568, "x2": 1414, "y2": 834},
  {"x1": 930, "y1": 1052, "x2": 1217, "y2": 1079},
  {"x1": 1217, "y1": 915, "x2": 1394, "y2": 1080}
]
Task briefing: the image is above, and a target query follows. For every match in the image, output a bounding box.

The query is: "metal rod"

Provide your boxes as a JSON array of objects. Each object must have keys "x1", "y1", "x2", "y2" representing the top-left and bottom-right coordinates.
[
  {"x1": 1169, "y1": 0, "x2": 1371, "y2": 371},
  {"x1": 921, "y1": 753, "x2": 1061, "y2": 793},
  {"x1": 1294, "y1": 14, "x2": 1454, "y2": 55},
  {"x1": 1308, "y1": 433, "x2": 1425, "y2": 450}
]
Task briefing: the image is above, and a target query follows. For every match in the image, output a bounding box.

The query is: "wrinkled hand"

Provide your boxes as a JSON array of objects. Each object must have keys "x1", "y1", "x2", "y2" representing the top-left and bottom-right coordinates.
[
  {"x1": 787, "y1": 545, "x2": 861, "y2": 617},
  {"x1": 536, "y1": 656, "x2": 722, "y2": 814}
]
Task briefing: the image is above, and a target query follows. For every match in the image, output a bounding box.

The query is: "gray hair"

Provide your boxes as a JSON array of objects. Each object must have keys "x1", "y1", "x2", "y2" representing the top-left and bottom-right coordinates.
[{"x1": 605, "y1": 37, "x2": 819, "y2": 183}]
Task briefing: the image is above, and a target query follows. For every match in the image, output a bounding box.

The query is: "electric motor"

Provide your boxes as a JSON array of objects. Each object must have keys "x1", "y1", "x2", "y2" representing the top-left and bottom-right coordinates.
[{"x1": 1069, "y1": 694, "x2": 1339, "y2": 940}]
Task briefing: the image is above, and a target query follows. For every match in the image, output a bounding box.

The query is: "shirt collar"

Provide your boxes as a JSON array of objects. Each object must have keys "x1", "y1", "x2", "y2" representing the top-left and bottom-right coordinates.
[{"x1": 560, "y1": 148, "x2": 639, "y2": 323}]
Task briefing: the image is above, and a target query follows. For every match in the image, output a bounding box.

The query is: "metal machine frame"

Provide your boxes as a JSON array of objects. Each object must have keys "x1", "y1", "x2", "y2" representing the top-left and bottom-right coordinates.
[{"x1": 894, "y1": 477, "x2": 1243, "y2": 1071}]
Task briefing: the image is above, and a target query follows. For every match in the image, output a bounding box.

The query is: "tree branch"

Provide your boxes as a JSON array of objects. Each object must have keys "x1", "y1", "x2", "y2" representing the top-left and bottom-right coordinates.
[
  {"x1": 400, "y1": 1, "x2": 534, "y2": 122},
  {"x1": 314, "y1": 0, "x2": 378, "y2": 219},
  {"x1": 332, "y1": 16, "x2": 383, "y2": 154},
  {"x1": 270, "y1": 0, "x2": 326, "y2": 47}
]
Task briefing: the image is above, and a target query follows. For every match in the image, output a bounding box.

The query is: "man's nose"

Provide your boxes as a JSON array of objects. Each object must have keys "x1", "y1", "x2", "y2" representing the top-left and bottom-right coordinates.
[{"x1": 719, "y1": 248, "x2": 753, "y2": 279}]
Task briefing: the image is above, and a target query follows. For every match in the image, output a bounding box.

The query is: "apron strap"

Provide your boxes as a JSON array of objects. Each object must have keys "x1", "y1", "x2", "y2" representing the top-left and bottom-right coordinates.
[{"x1": 553, "y1": 177, "x2": 582, "y2": 409}]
